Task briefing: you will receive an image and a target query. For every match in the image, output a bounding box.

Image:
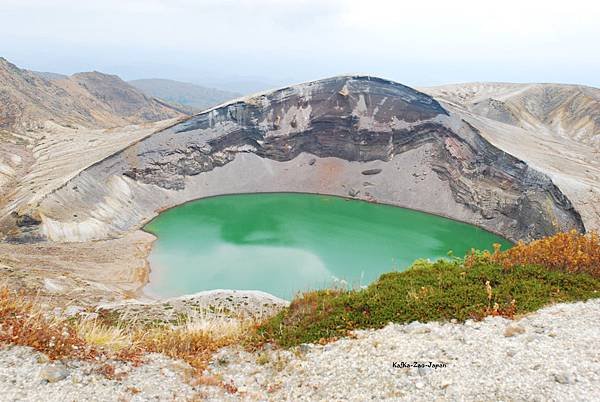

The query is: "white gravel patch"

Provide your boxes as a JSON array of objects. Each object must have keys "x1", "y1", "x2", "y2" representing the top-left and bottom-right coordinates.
[
  {"x1": 0, "y1": 348, "x2": 197, "y2": 401},
  {"x1": 1, "y1": 299, "x2": 599, "y2": 401},
  {"x1": 204, "y1": 298, "x2": 600, "y2": 401}
]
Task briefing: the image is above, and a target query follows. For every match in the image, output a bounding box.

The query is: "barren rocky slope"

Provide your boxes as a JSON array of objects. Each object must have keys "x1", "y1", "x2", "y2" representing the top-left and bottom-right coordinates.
[
  {"x1": 421, "y1": 83, "x2": 600, "y2": 233},
  {"x1": 0, "y1": 57, "x2": 185, "y2": 206},
  {"x1": 0, "y1": 58, "x2": 187, "y2": 302},
  {"x1": 0, "y1": 120, "x2": 178, "y2": 304},
  {"x1": 1, "y1": 299, "x2": 598, "y2": 401},
  {"x1": 423, "y1": 82, "x2": 600, "y2": 149},
  {"x1": 0, "y1": 58, "x2": 184, "y2": 132}
]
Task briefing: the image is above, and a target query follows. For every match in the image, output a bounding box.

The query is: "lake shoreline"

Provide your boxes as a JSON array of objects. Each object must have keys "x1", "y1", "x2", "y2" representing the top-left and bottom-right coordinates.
[{"x1": 141, "y1": 193, "x2": 511, "y2": 301}]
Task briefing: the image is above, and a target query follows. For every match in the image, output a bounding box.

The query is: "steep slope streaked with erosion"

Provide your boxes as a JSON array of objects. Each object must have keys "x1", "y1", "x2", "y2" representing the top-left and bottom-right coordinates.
[
  {"x1": 421, "y1": 82, "x2": 600, "y2": 233},
  {"x1": 423, "y1": 82, "x2": 600, "y2": 149},
  {"x1": 0, "y1": 58, "x2": 186, "y2": 232},
  {"x1": 4, "y1": 76, "x2": 583, "y2": 243}
]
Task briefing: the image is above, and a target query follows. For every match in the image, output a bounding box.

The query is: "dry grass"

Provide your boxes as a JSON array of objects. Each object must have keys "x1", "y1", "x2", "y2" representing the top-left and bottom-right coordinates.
[
  {"x1": 0, "y1": 287, "x2": 95, "y2": 360},
  {"x1": 134, "y1": 314, "x2": 253, "y2": 370},
  {"x1": 75, "y1": 319, "x2": 133, "y2": 352},
  {"x1": 0, "y1": 286, "x2": 253, "y2": 373}
]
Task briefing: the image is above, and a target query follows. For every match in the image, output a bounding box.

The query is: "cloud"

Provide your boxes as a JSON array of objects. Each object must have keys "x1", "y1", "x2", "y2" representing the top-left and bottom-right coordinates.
[{"x1": 0, "y1": 0, "x2": 598, "y2": 87}]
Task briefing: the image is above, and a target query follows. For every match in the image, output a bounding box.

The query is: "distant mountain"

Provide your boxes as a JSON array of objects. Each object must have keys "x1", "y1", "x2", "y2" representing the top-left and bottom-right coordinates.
[
  {"x1": 129, "y1": 79, "x2": 240, "y2": 113},
  {"x1": 198, "y1": 78, "x2": 280, "y2": 95},
  {"x1": 0, "y1": 57, "x2": 185, "y2": 132},
  {"x1": 422, "y1": 82, "x2": 600, "y2": 150},
  {"x1": 30, "y1": 71, "x2": 68, "y2": 81}
]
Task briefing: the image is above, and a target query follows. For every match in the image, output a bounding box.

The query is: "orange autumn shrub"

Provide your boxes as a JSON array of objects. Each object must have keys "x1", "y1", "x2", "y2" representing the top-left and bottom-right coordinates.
[
  {"x1": 0, "y1": 286, "x2": 243, "y2": 372},
  {"x1": 0, "y1": 287, "x2": 96, "y2": 360},
  {"x1": 465, "y1": 230, "x2": 600, "y2": 277}
]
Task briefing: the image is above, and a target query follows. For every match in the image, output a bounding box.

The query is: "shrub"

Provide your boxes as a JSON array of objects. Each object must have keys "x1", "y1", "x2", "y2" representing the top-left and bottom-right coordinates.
[
  {"x1": 0, "y1": 286, "x2": 252, "y2": 372},
  {"x1": 256, "y1": 259, "x2": 600, "y2": 347},
  {"x1": 466, "y1": 230, "x2": 600, "y2": 277},
  {"x1": 0, "y1": 287, "x2": 95, "y2": 360}
]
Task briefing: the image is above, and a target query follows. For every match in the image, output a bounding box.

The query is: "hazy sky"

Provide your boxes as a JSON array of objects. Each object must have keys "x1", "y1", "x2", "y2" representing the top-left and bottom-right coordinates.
[{"x1": 1, "y1": 0, "x2": 599, "y2": 92}]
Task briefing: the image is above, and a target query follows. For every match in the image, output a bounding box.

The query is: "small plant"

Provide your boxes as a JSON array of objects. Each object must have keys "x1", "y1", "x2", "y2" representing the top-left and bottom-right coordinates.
[
  {"x1": 466, "y1": 230, "x2": 600, "y2": 277},
  {"x1": 256, "y1": 352, "x2": 269, "y2": 365},
  {"x1": 76, "y1": 319, "x2": 132, "y2": 352},
  {"x1": 96, "y1": 363, "x2": 127, "y2": 381}
]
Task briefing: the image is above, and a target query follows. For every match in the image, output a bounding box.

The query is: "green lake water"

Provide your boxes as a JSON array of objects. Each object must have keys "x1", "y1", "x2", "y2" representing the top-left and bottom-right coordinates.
[{"x1": 144, "y1": 193, "x2": 511, "y2": 300}]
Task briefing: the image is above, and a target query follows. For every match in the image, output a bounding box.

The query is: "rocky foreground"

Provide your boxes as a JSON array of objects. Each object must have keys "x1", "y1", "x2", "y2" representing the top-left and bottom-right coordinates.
[{"x1": 1, "y1": 298, "x2": 598, "y2": 401}]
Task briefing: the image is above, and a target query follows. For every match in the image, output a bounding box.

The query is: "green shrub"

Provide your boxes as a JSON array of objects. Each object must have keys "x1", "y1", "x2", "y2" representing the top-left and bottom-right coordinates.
[{"x1": 257, "y1": 260, "x2": 600, "y2": 347}]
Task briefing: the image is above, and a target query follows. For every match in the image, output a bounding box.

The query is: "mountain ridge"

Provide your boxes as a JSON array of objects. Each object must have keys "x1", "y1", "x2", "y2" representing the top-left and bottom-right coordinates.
[
  {"x1": 0, "y1": 57, "x2": 184, "y2": 131},
  {"x1": 0, "y1": 59, "x2": 598, "y2": 243},
  {"x1": 421, "y1": 82, "x2": 600, "y2": 149}
]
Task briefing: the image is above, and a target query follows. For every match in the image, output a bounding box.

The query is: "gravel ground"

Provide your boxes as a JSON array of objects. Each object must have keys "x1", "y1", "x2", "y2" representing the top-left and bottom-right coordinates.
[
  {"x1": 0, "y1": 348, "x2": 198, "y2": 401},
  {"x1": 101, "y1": 289, "x2": 289, "y2": 323},
  {"x1": 1, "y1": 299, "x2": 599, "y2": 401}
]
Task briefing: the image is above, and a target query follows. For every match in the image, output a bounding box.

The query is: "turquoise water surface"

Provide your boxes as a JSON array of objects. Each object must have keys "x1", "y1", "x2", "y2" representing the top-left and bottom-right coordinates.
[{"x1": 144, "y1": 193, "x2": 511, "y2": 300}]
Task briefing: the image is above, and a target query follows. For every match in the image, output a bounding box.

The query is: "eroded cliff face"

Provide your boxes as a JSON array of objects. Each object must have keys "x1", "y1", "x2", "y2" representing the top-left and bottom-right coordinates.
[
  {"x1": 121, "y1": 76, "x2": 446, "y2": 190},
  {"x1": 420, "y1": 82, "x2": 600, "y2": 233},
  {"x1": 4, "y1": 76, "x2": 584, "y2": 243}
]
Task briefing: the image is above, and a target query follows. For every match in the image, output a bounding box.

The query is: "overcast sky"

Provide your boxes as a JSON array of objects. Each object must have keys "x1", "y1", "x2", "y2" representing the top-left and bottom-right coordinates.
[{"x1": 1, "y1": 0, "x2": 599, "y2": 92}]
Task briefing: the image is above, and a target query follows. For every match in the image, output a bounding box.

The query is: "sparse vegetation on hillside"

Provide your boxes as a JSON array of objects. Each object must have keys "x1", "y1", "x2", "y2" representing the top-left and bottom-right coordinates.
[
  {"x1": 0, "y1": 287, "x2": 252, "y2": 373},
  {"x1": 0, "y1": 287, "x2": 95, "y2": 361},
  {"x1": 257, "y1": 232, "x2": 600, "y2": 347}
]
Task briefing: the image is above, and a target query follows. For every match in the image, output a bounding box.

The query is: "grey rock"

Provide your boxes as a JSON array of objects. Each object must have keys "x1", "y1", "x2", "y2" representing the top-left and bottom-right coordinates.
[
  {"x1": 405, "y1": 322, "x2": 432, "y2": 335},
  {"x1": 553, "y1": 372, "x2": 574, "y2": 385},
  {"x1": 39, "y1": 365, "x2": 69, "y2": 383},
  {"x1": 504, "y1": 323, "x2": 526, "y2": 337},
  {"x1": 299, "y1": 344, "x2": 312, "y2": 354},
  {"x1": 348, "y1": 188, "x2": 360, "y2": 197},
  {"x1": 36, "y1": 353, "x2": 50, "y2": 364},
  {"x1": 63, "y1": 305, "x2": 85, "y2": 317}
]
